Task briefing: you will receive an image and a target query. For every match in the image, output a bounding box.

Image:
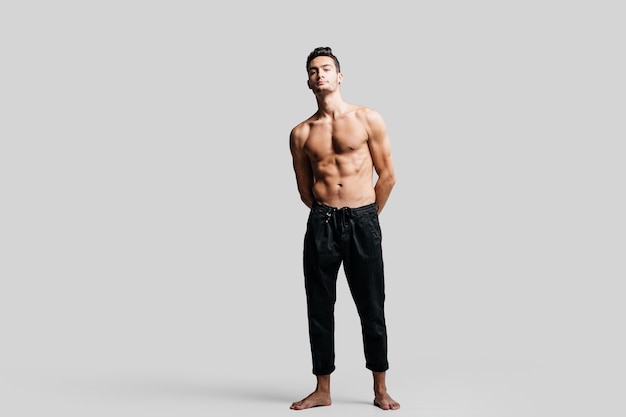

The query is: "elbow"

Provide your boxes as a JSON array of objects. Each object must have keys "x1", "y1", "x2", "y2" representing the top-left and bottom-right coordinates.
[
  {"x1": 387, "y1": 173, "x2": 397, "y2": 189},
  {"x1": 377, "y1": 172, "x2": 396, "y2": 194},
  {"x1": 301, "y1": 195, "x2": 313, "y2": 208},
  {"x1": 298, "y1": 188, "x2": 314, "y2": 208}
]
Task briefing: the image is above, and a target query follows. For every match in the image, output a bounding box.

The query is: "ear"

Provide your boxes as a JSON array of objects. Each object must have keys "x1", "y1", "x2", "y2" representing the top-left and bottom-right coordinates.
[
  {"x1": 338, "y1": 72, "x2": 344, "y2": 84},
  {"x1": 307, "y1": 79, "x2": 313, "y2": 90}
]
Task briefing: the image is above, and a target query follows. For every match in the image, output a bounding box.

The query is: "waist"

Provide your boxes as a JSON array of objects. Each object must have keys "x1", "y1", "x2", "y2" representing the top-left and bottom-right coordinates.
[{"x1": 312, "y1": 200, "x2": 377, "y2": 216}]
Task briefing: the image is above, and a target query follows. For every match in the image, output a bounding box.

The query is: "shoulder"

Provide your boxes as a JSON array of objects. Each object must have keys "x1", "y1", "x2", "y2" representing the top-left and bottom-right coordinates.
[
  {"x1": 354, "y1": 106, "x2": 384, "y2": 124},
  {"x1": 352, "y1": 105, "x2": 386, "y2": 135},
  {"x1": 290, "y1": 117, "x2": 313, "y2": 150}
]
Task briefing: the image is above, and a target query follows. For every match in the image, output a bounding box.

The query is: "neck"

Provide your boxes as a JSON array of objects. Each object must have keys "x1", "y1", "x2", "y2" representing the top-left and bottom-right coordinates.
[{"x1": 315, "y1": 91, "x2": 347, "y2": 118}]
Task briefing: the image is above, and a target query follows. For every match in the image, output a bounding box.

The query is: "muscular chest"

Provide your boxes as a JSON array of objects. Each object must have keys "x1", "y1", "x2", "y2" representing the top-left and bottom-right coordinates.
[{"x1": 305, "y1": 120, "x2": 368, "y2": 161}]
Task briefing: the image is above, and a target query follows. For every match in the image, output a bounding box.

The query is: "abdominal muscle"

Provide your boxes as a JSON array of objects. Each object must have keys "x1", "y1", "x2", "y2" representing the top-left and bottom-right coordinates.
[{"x1": 311, "y1": 155, "x2": 376, "y2": 209}]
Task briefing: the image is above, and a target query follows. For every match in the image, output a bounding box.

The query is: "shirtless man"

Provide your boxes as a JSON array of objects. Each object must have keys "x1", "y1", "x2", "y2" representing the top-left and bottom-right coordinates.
[{"x1": 289, "y1": 47, "x2": 400, "y2": 411}]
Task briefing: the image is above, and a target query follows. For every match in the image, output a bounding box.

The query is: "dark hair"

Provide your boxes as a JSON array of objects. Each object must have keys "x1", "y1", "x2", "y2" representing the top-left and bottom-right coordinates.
[{"x1": 306, "y1": 46, "x2": 341, "y2": 73}]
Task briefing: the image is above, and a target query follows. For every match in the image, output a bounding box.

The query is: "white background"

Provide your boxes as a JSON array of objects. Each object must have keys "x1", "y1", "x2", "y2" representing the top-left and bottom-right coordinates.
[{"x1": 1, "y1": 1, "x2": 624, "y2": 416}]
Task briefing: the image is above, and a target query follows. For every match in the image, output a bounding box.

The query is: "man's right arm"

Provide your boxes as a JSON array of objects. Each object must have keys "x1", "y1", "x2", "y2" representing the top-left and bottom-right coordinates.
[{"x1": 290, "y1": 126, "x2": 315, "y2": 208}]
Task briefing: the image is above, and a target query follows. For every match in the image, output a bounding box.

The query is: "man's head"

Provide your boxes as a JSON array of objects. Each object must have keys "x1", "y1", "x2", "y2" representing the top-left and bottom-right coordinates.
[
  {"x1": 306, "y1": 46, "x2": 341, "y2": 73},
  {"x1": 306, "y1": 47, "x2": 343, "y2": 93}
]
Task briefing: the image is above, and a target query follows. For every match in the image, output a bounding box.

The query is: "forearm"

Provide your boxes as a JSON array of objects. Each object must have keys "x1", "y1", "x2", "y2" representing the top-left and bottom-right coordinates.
[{"x1": 374, "y1": 173, "x2": 396, "y2": 214}]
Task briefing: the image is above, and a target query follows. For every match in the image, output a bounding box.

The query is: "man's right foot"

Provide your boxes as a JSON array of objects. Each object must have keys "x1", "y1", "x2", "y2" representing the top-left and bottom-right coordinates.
[{"x1": 290, "y1": 391, "x2": 332, "y2": 410}]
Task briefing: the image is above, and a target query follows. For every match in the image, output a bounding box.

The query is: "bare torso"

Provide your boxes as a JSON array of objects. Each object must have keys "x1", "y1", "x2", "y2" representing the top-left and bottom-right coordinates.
[{"x1": 299, "y1": 105, "x2": 376, "y2": 208}]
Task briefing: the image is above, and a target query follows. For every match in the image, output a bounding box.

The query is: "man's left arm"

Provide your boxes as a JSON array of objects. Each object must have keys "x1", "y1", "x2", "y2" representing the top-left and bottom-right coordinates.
[{"x1": 366, "y1": 109, "x2": 396, "y2": 214}]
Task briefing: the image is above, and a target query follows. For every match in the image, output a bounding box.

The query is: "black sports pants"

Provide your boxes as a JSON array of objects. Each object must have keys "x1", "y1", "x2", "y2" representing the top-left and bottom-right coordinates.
[{"x1": 303, "y1": 201, "x2": 389, "y2": 375}]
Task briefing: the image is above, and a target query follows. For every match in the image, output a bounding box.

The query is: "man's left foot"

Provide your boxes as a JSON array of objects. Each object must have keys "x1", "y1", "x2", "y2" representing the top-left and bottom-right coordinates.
[{"x1": 374, "y1": 392, "x2": 400, "y2": 410}]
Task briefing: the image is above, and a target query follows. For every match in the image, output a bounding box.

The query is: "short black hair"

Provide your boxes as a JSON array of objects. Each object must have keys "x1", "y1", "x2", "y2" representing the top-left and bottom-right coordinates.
[{"x1": 306, "y1": 46, "x2": 341, "y2": 73}]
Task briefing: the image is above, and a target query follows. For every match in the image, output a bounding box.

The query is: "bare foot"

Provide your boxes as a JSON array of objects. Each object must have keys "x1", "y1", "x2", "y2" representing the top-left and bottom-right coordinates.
[
  {"x1": 290, "y1": 390, "x2": 332, "y2": 410},
  {"x1": 374, "y1": 392, "x2": 400, "y2": 410}
]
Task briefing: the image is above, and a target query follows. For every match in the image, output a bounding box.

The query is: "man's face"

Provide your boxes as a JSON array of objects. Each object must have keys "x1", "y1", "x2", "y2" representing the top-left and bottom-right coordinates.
[{"x1": 307, "y1": 56, "x2": 343, "y2": 93}]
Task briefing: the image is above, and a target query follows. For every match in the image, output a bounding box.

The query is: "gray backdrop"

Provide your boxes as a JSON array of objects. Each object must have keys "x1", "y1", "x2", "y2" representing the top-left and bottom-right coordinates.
[{"x1": 1, "y1": 1, "x2": 624, "y2": 416}]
